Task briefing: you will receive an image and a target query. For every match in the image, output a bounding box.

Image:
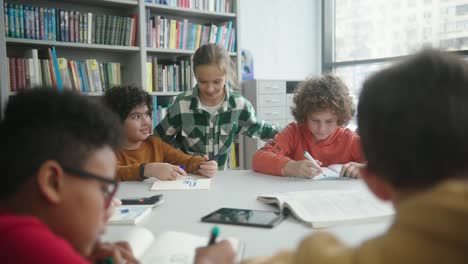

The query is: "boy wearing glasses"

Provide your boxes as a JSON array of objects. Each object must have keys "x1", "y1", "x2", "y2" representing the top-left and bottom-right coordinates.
[
  {"x1": 0, "y1": 89, "x2": 137, "y2": 263},
  {"x1": 103, "y1": 85, "x2": 218, "y2": 181}
]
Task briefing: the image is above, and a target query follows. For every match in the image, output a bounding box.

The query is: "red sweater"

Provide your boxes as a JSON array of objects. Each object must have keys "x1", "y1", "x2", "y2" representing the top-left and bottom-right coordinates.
[
  {"x1": 252, "y1": 122, "x2": 363, "y2": 176},
  {"x1": 0, "y1": 210, "x2": 89, "y2": 264}
]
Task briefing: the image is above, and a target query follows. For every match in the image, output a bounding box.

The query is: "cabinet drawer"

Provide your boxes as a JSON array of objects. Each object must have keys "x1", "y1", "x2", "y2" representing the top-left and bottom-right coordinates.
[
  {"x1": 258, "y1": 80, "x2": 286, "y2": 94},
  {"x1": 258, "y1": 94, "x2": 286, "y2": 107},
  {"x1": 286, "y1": 93, "x2": 294, "y2": 108},
  {"x1": 257, "y1": 107, "x2": 287, "y2": 120}
]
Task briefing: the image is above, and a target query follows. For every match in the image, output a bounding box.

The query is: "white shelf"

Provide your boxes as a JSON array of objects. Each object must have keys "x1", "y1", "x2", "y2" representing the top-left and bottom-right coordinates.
[
  {"x1": 60, "y1": 0, "x2": 138, "y2": 7},
  {"x1": 10, "y1": 91, "x2": 104, "y2": 96},
  {"x1": 82, "y1": 91, "x2": 104, "y2": 96},
  {"x1": 147, "y1": 47, "x2": 236, "y2": 56},
  {"x1": 6, "y1": 38, "x2": 140, "y2": 52},
  {"x1": 147, "y1": 47, "x2": 195, "y2": 55},
  {"x1": 145, "y1": 3, "x2": 236, "y2": 20},
  {"x1": 150, "y1": 91, "x2": 182, "y2": 96}
]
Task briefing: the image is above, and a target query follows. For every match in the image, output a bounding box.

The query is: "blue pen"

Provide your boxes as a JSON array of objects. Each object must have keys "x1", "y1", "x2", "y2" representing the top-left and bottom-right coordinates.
[
  {"x1": 179, "y1": 165, "x2": 185, "y2": 170},
  {"x1": 120, "y1": 209, "x2": 129, "y2": 213},
  {"x1": 207, "y1": 226, "x2": 219, "y2": 245},
  {"x1": 209, "y1": 154, "x2": 221, "y2": 161}
]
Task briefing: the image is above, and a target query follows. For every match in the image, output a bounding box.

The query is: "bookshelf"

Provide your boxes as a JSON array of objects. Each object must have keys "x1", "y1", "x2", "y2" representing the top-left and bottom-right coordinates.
[{"x1": 0, "y1": 0, "x2": 243, "y2": 169}]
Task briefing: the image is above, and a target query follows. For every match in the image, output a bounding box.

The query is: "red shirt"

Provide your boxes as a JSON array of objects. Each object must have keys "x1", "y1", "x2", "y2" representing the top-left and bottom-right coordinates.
[
  {"x1": 0, "y1": 210, "x2": 90, "y2": 264},
  {"x1": 252, "y1": 122, "x2": 363, "y2": 175}
]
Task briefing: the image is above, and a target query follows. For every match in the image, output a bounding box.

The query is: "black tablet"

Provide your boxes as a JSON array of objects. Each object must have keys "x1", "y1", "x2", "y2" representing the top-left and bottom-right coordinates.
[{"x1": 201, "y1": 207, "x2": 285, "y2": 228}]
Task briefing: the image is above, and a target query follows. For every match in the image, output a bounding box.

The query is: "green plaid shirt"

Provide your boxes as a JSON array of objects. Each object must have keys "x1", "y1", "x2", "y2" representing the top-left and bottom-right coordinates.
[{"x1": 154, "y1": 85, "x2": 281, "y2": 170}]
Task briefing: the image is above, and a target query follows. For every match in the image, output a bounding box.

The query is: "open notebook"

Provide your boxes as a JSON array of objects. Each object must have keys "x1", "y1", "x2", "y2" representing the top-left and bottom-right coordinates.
[
  {"x1": 102, "y1": 226, "x2": 244, "y2": 264},
  {"x1": 151, "y1": 176, "x2": 211, "y2": 191},
  {"x1": 312, "y1": 164, "x2": 356, "y2": 180},
  {"x1": 258, "y1": 189, "x2": 394, "y2": 228}
]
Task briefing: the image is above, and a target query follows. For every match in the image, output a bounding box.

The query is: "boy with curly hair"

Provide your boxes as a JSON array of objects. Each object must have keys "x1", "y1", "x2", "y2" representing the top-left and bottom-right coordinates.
[
  {"x1": 252, "y1": 74, "x2": 365, "y2": 178},
  {"x1": 103, "y1": 85, "x2": 218, "y2": 181}
]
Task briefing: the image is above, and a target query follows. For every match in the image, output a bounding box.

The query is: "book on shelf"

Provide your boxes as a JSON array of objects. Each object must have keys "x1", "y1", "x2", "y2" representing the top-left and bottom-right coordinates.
[
  {"x1": 145, "y1": 0, "x2": 235, "y2": 13},
  {"x1": 3, "y1": 3, "x2": 137, "y2": 46},
  {"x1": 258, "y1": 189, "x2": 394, "y2": 228},
  {"x1": 7, "y1": 48, "x2": 122, "y2": 92},
  {"x1": 146, "y1": 14, "x2": 236, "y2": 52},
  {"x1": 146, "y1": 56, "x2": 193, "y2": 92},
  {"x1": 101, "y1": 226, "x2": 244, "y2": 264}
]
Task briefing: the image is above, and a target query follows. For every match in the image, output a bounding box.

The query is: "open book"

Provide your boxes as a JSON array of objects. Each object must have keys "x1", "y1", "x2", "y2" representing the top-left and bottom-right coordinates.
[
  {"x1": 151, "y1": 176, "x2": 211, "y2": 191},
  {"x1": 258, "y1": 189, "x2": 394, "y2": 228},
  {"x1": 102, "y1": 226, "x2": 244, "y2": 264}
]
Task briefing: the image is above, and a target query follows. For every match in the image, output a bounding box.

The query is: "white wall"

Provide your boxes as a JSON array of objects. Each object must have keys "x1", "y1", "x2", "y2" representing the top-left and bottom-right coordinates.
[{"x1": 238, "y1": 0, "x2": 322, "y2": 80}]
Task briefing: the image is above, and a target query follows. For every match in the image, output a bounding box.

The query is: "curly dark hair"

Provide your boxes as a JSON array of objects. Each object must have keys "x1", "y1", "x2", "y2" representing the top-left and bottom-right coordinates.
[
  {"x1": 0, "y1": 88, "x2": 122, "y2": 200},
  {"x1": 291, "y1": 74, "x2": 355, "y2": 126},
  {"x1": 358, "y1": 49, "x2": 468, "y2": 189},
  {"x1": 103, "y1": 85, "x2": 153, "y2": 123}
]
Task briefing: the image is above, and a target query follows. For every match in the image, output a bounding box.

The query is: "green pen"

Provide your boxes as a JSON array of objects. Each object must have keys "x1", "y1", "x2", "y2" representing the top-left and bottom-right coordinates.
[
  {"x1": 207, "y1": 226, "x2": 219, "y2": 245},
  {"x1": 100, "y1": 256, "x2": 113, "y2": 264}
]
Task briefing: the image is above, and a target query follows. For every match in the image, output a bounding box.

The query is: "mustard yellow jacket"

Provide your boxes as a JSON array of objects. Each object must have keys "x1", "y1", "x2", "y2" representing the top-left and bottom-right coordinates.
[{"x1": 244, "y1": 180, "x2": 468, "y2": 264}]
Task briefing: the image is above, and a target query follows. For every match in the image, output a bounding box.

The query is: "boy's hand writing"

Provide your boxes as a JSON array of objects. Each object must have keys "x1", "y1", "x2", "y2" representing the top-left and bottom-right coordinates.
[
  {"x1": 89, "y1": 241, "x2": 139, "y2": 264},
  {"x1": 144, "y1": 163, "x2": 187, "y2": 180},
  {"x1": 195, "y1": 240, "x2": 235, "y2": 264},
  {"x1": 283, "y1": 160, "x2": 322, "y2": 178},
  {"x1": 198, "y1": 154, "x2": 218, "y2": 177}
]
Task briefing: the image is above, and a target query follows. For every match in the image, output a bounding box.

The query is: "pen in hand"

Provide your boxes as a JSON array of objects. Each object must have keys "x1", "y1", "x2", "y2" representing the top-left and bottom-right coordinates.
[
  {"x1": 207, "y1": 226, "x2": 219, "y2": 246},
  {"x1": 199, "y1": 154, "x2": 220, "y2": 169},
  {"x1": 303, "y1": 151, "x2": 322, "y2": 173}
]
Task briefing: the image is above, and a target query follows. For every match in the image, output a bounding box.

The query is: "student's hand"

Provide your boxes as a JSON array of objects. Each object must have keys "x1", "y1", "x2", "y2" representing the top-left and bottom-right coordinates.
[
  {"x1": 198, "y1": 155, "x2": 218, "y2": 178},
  {"x1": 144, "y1": 162, "x2": 187, "y2": 180},
  {"x1": 195, "y1": 240, "x2": 235, "y2": 264},
  {"x1": 88, "y1": 241, "x2": 139, "y2": 264},
  {"x1": 105, "y1": 198, "x2": 122, "y2": 222},
  {"x1": 340, "y1": 162, "x2": 366, "y2": 178},
  {"x1": 283, "y1": 160, "x2": 322, "y2": 178}
]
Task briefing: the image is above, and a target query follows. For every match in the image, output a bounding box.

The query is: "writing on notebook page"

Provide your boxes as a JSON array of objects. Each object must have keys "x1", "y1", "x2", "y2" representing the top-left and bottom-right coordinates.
[
  {"x1": 151, "y1": 176, "x2": 211, "y2": 191},
  {"x1": 313, "y1": 164, "x2": 355, "y2": 180},
  {"x1": 182, "y1": 178, "x2": 198, "y2": 187}
]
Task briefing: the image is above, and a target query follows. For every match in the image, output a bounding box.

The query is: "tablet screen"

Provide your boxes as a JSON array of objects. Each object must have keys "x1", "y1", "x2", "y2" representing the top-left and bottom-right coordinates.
[{"x1": 201, "y1": 208, "x2": 285, "y2": 228}]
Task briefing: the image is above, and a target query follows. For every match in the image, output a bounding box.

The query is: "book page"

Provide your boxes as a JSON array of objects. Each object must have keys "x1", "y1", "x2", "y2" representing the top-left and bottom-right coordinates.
[
  {"x1": 141, "y1": 231, "x2": 242, "y2": 264},
  {"x1": 150, "y1": 176, "x2": 211, "y2": 191},
  {"x1": 261, "y1": 190, "x2": 394, "y2": 228},
  {"x1": 257, "y1": 194, "x2": 289, "y2": 211},
  {"x1": 102, "y1": 226, "x2": 155, "y2": 259}
]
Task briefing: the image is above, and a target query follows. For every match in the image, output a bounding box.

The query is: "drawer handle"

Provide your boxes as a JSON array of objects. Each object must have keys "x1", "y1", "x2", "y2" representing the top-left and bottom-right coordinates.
[
  {"x1": 266, "y1": 112, "x2": 280, "y2": 115},
  {"x1": 266, "y1": 99, "x2": 280, "y2": 102},
  {"x1": 266, "y1": 86, "x2": 280, "y2": 89}
]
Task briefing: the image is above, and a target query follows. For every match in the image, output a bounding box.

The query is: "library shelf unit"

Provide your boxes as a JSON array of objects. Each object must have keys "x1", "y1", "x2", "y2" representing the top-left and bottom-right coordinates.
[{"x1": 0, "y1": 0, "x2": 243, "y2": 169}]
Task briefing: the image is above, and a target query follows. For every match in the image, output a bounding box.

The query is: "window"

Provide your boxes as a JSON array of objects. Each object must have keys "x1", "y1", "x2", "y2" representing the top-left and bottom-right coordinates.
[{"x1": 323, "y1": 0, "x2": 468, "y2": 128}]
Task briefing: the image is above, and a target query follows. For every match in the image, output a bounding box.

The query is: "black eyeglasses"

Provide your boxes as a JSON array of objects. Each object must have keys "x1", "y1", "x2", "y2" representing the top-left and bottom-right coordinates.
[{"x1": 61, "y1": 165, "x2": 119, "y2": 209}]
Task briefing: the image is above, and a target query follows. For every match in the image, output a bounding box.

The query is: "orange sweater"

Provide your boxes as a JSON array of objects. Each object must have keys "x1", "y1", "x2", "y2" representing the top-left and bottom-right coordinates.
[
  {"x1": 115, "y1": 136, "x2": 205, "y2": 181},
  {"x1": 252, "y1": 122, "x2": 363, "y2": 176}
]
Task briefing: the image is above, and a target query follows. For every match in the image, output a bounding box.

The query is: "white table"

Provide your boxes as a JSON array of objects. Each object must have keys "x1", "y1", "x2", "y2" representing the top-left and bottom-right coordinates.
[{"x1": 114, "y1": 170, "x2": 392, "y2": 258}]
